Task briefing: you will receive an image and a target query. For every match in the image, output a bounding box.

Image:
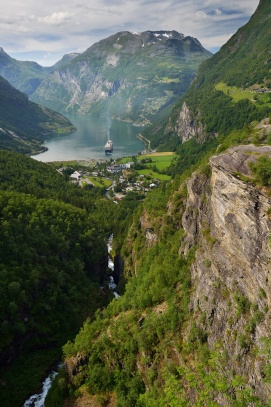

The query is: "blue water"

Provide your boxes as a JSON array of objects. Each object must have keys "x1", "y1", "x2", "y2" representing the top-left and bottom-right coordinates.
[{"x1": 32, "y1": 114, "x2": 144, "y2": 162}]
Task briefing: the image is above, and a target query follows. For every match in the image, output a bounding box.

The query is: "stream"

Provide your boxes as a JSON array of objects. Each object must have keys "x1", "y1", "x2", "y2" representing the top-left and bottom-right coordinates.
[
  {"x1": 22, "y1": 368, "x2": 58, "y2": 407},
  {"x1": 107, "y1": 234, "x2": 120, "y2": 299},
  {"x1": 22, "y1": 235, "x2": 119, "y2": 406}
]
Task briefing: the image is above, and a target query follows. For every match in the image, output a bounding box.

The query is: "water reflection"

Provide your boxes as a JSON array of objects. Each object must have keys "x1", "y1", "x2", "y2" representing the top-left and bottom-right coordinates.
[{"x1": 32, "y1": 114, "x2": 144, "y2": 162}]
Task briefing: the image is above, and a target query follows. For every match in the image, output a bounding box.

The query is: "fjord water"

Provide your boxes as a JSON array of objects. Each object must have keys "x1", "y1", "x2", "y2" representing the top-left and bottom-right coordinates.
[{"x1": 32, "y1": 114, "x2": 144, "y2": 162}]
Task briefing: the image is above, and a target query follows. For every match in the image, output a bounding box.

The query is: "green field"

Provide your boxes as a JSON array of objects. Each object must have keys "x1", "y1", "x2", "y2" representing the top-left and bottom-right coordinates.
[
  {"x1": 141, "y1": 152, "x2": 176, "y2": 171},
  {"x1": 119, "y1": 157, "x2": 135, "y2": 164},
  {"x1": 215, "y1": 82, "x2": 271, "y2": 108},
  {"x1": 137, "y1": 169, "x2": 171, "y2": 181},
  {"x1": 120, "y1": 152, "x2": 176, "y2": 172},
  {"x1": 82, "y1": 176, "x2": 112, "y2": 188}
]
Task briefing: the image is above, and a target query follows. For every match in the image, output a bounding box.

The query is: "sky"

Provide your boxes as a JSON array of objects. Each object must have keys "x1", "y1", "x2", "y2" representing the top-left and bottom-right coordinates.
[{"x1": 0, "y1": 0, "x2": 260, "y2": 66}]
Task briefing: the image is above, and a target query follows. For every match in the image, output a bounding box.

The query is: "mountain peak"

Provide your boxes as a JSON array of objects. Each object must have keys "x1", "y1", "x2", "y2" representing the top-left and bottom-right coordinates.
[{"x1": 0, "y1": 47, "x2": 8, "y2": 55}]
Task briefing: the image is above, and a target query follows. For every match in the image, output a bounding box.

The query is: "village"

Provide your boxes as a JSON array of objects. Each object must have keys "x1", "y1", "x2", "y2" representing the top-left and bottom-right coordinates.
[{"x1": 54, "y1": 152, "x2": 175, "y2": 201}]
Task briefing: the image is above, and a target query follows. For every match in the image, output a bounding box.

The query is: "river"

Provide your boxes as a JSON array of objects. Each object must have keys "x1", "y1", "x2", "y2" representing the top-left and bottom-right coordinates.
[{"x1": 32, "y1": 114, "x2": 144, "y2": 162}]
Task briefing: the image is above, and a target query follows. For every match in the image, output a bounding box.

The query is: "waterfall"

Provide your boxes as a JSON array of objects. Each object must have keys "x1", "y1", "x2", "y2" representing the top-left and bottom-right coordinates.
[
  {"x1": 107, "y1": 235, "x2": 120, "y2": 298},
  {"x1": 22, "y1": 368, "x2": 59, "y2": 407}
]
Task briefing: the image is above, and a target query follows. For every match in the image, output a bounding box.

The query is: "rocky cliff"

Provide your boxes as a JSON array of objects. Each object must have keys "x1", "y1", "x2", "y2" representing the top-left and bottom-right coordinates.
[
  {"x1": 59, "y1": 141, "x2": 271, "y2": 406},
  {"x1": 181, "y1": 144, "x2": 271, "y2": 402}
]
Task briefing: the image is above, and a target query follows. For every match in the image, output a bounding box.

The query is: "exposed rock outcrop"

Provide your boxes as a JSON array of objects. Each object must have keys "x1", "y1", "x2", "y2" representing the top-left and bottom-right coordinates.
[
  {"x1": 182, "y1": 145, "x2": 271, "y2": 402},
  {"x1": 173, "y1": 102, "x2": 205, "y2": 142}
]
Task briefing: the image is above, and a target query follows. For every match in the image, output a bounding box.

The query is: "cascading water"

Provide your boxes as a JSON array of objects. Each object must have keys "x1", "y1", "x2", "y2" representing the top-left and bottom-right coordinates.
[
  {"x1": 107, "y1": 234, "x2": 120, "y2": 299},
  {"x1": 22, "y1": 368, "x2": 59, "y2": 407}
]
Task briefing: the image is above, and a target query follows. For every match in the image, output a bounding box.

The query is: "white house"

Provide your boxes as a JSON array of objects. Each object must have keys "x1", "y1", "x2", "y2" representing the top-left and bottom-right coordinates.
[{"x1": 70, "y1": 171, "x2": 81, "y2": 181}]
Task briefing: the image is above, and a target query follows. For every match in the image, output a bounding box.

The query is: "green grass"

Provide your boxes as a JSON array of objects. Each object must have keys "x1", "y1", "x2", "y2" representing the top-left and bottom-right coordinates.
[
  {"x1": 141, "y1": 153, "x2": 176, "y2": 171},
  {"x1": 215, "y1": 82, "x2": 271, "y2": 108},
  {"x1": 119, "y1": 157, "x2": 135, "y2": 164},
  {"x1": 215, "y1": 82, "x2": 254, "y2": 103},
  {"x1": 84, "y1": 176, "x2": 112, "y2": 188},
  {"x1": 137, "y1": 169, "x2": 171, "y2": 181}
]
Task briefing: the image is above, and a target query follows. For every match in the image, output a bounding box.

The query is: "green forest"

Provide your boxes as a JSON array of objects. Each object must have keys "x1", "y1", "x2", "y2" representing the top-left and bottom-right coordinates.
[{"x1": 0, "y1": 151, "x2": 143, "y2": 406}]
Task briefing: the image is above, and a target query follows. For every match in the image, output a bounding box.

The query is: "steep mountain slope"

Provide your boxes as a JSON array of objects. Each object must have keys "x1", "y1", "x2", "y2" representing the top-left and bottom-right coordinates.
[
  {"x1": 41, "y1": 2, "x2": 271, "y2": 405},
  {"x1": 146, "y1": 0, "x2": 271, "y2": 150},
  {"x1": 0, "y1": 48, "x2": 50, "y2": 95},
  {"x1": 53, "y1": 120, "x2": 271, "y2": 407},
  {"x1": 30, "y1": 31, "x2": 212, "y2": 125},
  {"x1": 51, "y1": 52, "x2": 80, "y2": 71},
  {"x1": 0, "y1": 75, "x2": 75, "y2": 154},
  {"x1": 0, "y1": 48, "x2": 80, "y2": 96}
]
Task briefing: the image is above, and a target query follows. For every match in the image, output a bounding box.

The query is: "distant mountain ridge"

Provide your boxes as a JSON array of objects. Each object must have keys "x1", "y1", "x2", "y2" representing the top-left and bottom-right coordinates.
[
  {"x1": 30, "y1": 30, "x2": 212, "y2": 125},
  {"x1": 0, "y1": 48, "x2": 79, "y2": 96}
]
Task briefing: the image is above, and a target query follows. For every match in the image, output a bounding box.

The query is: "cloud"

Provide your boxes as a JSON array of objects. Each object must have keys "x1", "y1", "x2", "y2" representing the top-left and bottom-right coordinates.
[
  {"x1": 39, "y1": 12, "x2": 71, "y2": 26},
  {"x1": 0, "y1": 0, "x2": 260, "y2": 65},
  {"x1": 195, "y1": 11, "x2": 210, "y2": 20},
  {"x1": 215, "y1": 8, "x2": 222, "y2": 15}
]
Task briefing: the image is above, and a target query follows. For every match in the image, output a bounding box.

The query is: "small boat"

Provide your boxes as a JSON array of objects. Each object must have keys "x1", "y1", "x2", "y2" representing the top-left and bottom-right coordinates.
[{"x1": 105, "y1": 139, "x2": 113, "y2": 154}]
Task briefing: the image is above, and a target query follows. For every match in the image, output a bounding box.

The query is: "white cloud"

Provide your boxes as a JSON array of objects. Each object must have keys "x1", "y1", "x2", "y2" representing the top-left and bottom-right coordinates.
[
  {"x1": 0, "y1": 0, "x2": 260, "y2": 65},
  {"x1": 195, "y1": 11, "x2": 210, "y2": 20},
  {"x1": 215, "y1": 8, "x2": 222, "y2": 15},
  {"x1": 39, "y1": 11, "x2": 71, "y2": 26}
]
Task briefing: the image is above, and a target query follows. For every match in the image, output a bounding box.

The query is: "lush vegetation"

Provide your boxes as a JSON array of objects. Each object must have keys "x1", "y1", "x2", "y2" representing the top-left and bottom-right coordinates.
[
  {"x1": 0, "y1": 75, "x2": 75, "y2": 154},
  {"x1": 144, "y1": 0, "x2": 271, "y2": 151},
  {"x1": 0, "y1": 48, "x2": 51, "y2": 96},
  {"x1": 54, "y1": 128, "x2": 271, "y2": 406},
  {"x1": 0, "y1": 150, "x2": 144, "y2": 406},
  {"x1": 61, "y1": 179, "x2": 194, "y2": 406}
]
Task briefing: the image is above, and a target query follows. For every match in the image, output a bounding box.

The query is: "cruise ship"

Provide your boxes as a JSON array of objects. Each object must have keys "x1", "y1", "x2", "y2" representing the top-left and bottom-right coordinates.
[{"x1": 105, "y1": 140, "x2": 113, "y2": 154}]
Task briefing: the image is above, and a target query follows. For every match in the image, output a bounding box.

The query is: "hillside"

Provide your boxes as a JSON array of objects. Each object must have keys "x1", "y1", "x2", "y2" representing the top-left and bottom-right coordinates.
[
  {"x1": 0, "y1": 150, "x2": 147, "y2": 407},
  {"x1": 0, "y1": 48, "x2": 79, "y2": 96},
  {"x1": 0, "y1": 75, "x2": 75, "y2": 154},
  {"x1": 0, "y1": 47, "x2": 50, "y2": 95},
  {"x1": 30, "y1": 31, "x2": 212, "y2": 125},
  {"x1": 145, "y1": 0, "x2": 271, "y2": 150},
  {"x1": 0, "y1": 151, "x2": 111, "y2": 406},
  {"x1": 38, "y1": 1, "x2": 271, "y2": 406},
  {"x1": 48, "y1": 119, "x2": 271, "y2": 407}
]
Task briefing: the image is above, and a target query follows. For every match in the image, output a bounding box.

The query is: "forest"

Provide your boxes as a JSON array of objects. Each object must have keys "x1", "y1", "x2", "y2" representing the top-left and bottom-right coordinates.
[{"x1": 0, "y1": 150, "x2": 142, "y2": 406}]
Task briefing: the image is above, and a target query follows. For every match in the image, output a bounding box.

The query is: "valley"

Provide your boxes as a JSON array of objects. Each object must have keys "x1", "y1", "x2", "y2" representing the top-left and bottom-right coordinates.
[{"x1": 0, "y1": 0, "x2": 271, "y2": 406}]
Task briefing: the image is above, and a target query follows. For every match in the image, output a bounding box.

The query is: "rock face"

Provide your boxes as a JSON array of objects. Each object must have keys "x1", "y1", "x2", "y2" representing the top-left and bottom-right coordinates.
[
  {"x1": 182, "y1": 145, "x2": 271, "y2": 401},
  {"x1": 30, "y1": 31, "x2": 211, "y2": 125},
  {"x1": 171, "y1": 101, "x2": 205, "y2": 142}
]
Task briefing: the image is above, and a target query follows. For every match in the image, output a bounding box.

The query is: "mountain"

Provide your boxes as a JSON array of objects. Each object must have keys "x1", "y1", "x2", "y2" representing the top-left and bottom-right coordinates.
[
  {"x1": 0, "y1": 75, "x2": 75, "y2": 154},
  {"x1": 51, "y1": 52, "x2": 80, "y2": 70},
  {"x1": 30, "y1": 31, "x2": 212, "y2": 125},
  {"x1": 0, "y1": 47, "x2": 50, "y2": 96},
  {"x1": 38, "y1": 1, "x2": 271, "y2": 405},
  {"x1": 146, "y1": 0, "x2": 271, "y2": 150},
  {"x1": 50, "y1": 119, "x2": 271, "y2": 407},
  {"x1": 0, "y1": 48, "x2": 80, "y2": 96}
]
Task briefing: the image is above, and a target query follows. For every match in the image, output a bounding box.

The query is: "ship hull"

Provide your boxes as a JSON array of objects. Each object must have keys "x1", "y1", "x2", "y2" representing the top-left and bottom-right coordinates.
[{"x1": 105, "y1": 140, "x2": 113, "y2": 154}]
